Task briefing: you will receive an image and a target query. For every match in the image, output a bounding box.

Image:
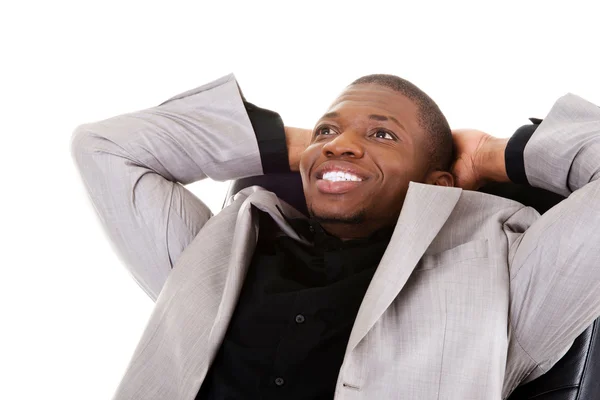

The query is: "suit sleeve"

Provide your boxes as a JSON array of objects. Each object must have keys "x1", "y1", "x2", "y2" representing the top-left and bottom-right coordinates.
[
  {"x1": 501, "y1": 94, "x2": 600, "y2": 392},
  {"x1": 70, "y1": 73, "x2": 286, "y2": 301}
]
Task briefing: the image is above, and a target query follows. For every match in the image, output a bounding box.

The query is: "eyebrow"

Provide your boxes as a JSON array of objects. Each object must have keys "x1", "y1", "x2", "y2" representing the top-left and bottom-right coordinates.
[
  {"x1": 368, "y1": 114, "x2": 406, "y2": 131},
  {"x1": 321, "y1": 112, "x2": 339, "y2": 119}
]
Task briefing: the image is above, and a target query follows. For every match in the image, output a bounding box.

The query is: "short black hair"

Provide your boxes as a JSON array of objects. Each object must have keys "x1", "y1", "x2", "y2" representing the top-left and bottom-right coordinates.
[{"x1": 351, "y1": 74, "x2": 454, "y2": 173}]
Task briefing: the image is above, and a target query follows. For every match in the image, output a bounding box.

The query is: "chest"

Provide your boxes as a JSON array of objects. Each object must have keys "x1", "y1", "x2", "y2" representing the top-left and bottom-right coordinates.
[{"x1": 336, "y1": 239, "x2": 511, "y2": 399}]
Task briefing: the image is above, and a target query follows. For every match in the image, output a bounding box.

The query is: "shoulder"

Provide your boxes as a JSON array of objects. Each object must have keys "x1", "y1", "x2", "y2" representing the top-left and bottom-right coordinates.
[
  {"x1": 455, "y1": 189, "x2": 541, "y2": 228},
  {"x1": 432, "y1": 188, "x2": 535, "y2": 250}
]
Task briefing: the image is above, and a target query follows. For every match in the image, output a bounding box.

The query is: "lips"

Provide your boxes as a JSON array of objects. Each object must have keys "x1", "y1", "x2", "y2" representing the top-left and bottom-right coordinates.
[
  {"x1": 314, "y1": 162, "x2": 370, "y2": 194},
  {"x1": 314, "y1": 161, "x2": 370, "y2": 180},
  {"x1": 316, "y1": 179, "x2": 365, "y2": 194}
]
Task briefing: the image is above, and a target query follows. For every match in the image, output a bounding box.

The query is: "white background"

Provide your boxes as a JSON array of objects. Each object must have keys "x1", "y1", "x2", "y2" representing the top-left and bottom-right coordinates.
[{"x1": 1, "y1": 0, "x2": 599, "y2": 398}]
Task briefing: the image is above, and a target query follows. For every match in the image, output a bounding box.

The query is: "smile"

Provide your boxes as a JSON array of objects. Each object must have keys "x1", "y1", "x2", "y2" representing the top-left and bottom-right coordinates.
[
  {"x1": 316, "y1": 176, "x2": 366, "y2": 194},
  {"x1": 321, "y1": 171, "x2": 363, "y2": 182}
]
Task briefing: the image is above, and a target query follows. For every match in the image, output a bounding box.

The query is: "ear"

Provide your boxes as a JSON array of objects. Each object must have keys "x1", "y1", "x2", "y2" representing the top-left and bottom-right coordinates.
[{"x1": 425, "y1": 170, "x2": 455, "y2": 187}]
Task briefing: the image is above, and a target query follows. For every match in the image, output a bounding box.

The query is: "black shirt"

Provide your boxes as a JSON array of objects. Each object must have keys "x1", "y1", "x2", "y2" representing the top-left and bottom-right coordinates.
[{"x1": 196, "y1": 209, "x2": 395, "y2": 399}]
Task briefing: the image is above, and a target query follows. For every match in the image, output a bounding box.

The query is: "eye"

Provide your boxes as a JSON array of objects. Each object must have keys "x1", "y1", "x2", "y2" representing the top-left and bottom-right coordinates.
[
  {"x1": 372, "y1": 129, "x2": 396, "y2": 140},
  {"x1": 315, "y1": 126, "x2": 337, "y2": 137}
]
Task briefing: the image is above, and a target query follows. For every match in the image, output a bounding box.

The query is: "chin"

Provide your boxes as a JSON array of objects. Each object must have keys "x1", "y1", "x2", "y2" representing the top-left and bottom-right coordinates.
[{"x1": 308, "y1": 204, "x2": 367, "y2": 225}]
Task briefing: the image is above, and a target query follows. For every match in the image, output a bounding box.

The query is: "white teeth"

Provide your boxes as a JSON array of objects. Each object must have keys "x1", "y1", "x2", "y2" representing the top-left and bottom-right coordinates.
[{"x1": 322, "y1": 171, "x2": 363, "y2": 182}]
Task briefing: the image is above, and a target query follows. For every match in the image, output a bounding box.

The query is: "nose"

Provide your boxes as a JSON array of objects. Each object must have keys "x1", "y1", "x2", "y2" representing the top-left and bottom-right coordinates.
[{"x1": 321, "y1": 131, "x2": 365, "y2": 158}]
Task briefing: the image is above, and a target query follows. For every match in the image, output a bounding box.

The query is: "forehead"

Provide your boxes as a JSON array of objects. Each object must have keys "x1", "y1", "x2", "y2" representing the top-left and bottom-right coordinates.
[{"x1": 325, "y1": 83, "x2": 420, "y2": 126}]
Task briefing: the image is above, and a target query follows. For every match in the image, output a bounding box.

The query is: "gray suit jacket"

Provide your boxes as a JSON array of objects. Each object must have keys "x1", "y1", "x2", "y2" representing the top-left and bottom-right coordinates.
[{"x1": 70, "y1": 73, "x2": 600, "y2": 399}]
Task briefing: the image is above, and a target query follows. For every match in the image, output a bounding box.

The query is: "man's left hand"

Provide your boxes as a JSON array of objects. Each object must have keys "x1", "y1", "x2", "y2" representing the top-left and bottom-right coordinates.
[{"x1": 450, "y1": 129, "x2": 495, "y2": 190}]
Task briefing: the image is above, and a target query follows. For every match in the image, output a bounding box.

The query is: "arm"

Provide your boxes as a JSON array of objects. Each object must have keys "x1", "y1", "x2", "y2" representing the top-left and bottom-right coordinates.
[
  {"x1": 474, "y1": 95, "x2": 600, "y2": 392},
  {"x1": 70, "y1": 73, "x2": 288, "y2": 301}
]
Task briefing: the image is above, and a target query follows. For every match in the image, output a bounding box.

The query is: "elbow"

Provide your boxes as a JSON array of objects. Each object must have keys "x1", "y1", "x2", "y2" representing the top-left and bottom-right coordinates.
[
  {"x1": 70, "y1": 124, "x2": 91, "y2": 157},
  {"x1": 70, "y1": 124, "x2": 102, "y2": 167}
]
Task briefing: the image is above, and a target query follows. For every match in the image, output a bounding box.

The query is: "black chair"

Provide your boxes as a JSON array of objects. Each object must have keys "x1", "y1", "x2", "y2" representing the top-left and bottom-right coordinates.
[{"x1": 223, "y1": 173, "x2": 600, "y2": 399}]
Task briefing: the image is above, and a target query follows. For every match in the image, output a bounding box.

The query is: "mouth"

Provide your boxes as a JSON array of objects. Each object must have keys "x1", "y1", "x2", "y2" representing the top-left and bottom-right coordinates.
[
  {"x1": 316, "y1": 178, "x2": 365, "y2": 194},
  {"x1": 315, "y1": 171, "x2": 368, "y2": 194}
]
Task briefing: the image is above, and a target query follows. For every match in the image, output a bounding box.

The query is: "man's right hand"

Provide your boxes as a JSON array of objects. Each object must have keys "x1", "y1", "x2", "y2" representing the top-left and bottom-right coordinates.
[{"x1": 285, "y1": 127, "x2": 312, "y2": 172}]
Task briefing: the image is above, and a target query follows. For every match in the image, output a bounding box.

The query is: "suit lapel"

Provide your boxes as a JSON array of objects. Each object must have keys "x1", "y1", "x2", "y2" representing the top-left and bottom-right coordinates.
[
  {"x1": 346, "y1": 181, "x2": 462, "y2": 354},
  {"x1": 207, "y1": 186, "x2": 311, "y2": 351}
]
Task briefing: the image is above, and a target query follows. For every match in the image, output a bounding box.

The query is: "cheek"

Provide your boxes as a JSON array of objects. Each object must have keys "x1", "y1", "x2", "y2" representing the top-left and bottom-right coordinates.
[
  {"x1": 375, "y1": 147, "x2": 419, "y2": 178},
  {"x1": 378, "y1": 178, "x2": 409, "y2": 204},
  {"x1": 370, "y1": 167, "x2": 413, "y2": 218},
  {"x1": 377, "y1": 159, "x2": 418, "y2": 198},
  {"x1": 378, "y1": 153, "x2": 415, "y2": 179},
  {"x1": 299, "y1": 145, "x2": 320, "y2": 183}
]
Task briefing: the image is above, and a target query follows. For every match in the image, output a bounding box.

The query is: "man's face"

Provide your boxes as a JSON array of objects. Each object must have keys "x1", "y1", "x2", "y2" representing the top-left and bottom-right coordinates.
[{"x1": 299, "y1": 83, "x2": 431, "y2": 238}]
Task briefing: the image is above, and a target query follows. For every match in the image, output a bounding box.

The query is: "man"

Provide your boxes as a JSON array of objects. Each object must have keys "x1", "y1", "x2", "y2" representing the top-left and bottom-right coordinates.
[{"x1": 70, "y1": 73, "x2": 600, "y2": 399}]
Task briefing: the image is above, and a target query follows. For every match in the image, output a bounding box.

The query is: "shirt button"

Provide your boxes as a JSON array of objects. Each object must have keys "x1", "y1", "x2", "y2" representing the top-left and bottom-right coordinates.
[
  {"x1": 308, "y1": 225, "x2": 315, "y2": 233},
  {"x1": 275, "y1": 377, "x2": 285, "y2": 386},
  {"x1": 295, "y1": 314, "x2": 305, "y2": 324}
]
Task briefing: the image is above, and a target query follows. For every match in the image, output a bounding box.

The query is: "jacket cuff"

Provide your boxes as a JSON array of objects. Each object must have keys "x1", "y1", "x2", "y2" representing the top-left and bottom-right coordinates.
[
  {"x1": 243, "y1": 101, "x2": 291, "y2": 174},
  {"x1": 504, "y1": 118, "x2": 542, "y2": 185}
]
